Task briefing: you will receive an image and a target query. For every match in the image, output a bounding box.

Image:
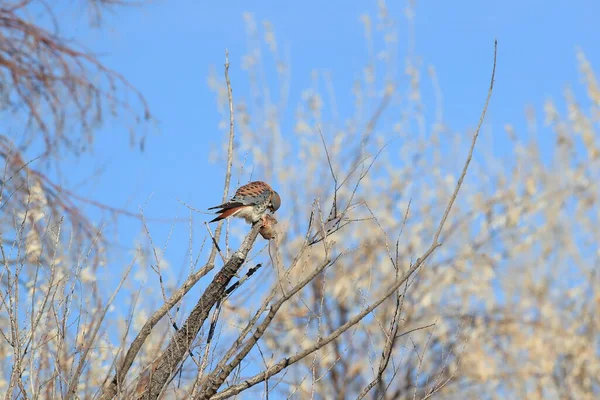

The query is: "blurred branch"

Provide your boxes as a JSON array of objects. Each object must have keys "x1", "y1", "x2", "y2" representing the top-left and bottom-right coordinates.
[
  {"x1": 357, "y1": 285, "x2": 406, "y2": 400},
  {"x1": 351, "y1": 87, "x2": 393, "y2": 169},
  {"x1": 66, "y1": 259, "x2": 134, "y2": 397},
  {"x1": 0, "y1": 3, "x2": 151, "y2": 157},
  {"x1": 432, "y1": 41, "x2": 497, "y2": 244}
]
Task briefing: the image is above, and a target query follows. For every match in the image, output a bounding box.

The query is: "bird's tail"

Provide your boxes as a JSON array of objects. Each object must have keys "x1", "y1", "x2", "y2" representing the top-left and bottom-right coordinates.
[
  {"x1": 209, "y1": 206, "x2": 241, "y2": 223},
  {"x1": 208, "y1": 201, "x2": 244, "y2": 210}
]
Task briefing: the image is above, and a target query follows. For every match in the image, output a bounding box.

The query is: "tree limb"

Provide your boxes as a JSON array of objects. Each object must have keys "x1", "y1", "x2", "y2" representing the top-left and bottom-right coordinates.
[{"x1": 136, "y1": 223, "x2": 261, "y2": 399}]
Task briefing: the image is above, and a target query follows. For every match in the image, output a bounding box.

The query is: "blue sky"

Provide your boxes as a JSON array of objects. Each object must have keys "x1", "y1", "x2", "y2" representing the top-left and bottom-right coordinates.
[
  {"x1": 24, "y1": 0, "x2": 600, "y2": 315},
  {"x1": 70, "y1": 0, "x2": 598, "y2": 213}
]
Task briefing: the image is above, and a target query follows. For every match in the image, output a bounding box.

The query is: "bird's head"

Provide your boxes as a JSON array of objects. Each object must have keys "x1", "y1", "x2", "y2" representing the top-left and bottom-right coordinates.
[{"x1": 269, "y1": 191, "x2": 281, "y2": 213}]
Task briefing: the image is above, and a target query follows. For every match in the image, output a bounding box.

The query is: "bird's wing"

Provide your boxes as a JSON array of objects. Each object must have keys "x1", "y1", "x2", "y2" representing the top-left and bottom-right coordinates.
[
  {"x1": 208, "y1": 181, "x2": 272, "y2": 210},
  {"x1": 231, "y1": 181, "x2": 272, "y2": 206}
]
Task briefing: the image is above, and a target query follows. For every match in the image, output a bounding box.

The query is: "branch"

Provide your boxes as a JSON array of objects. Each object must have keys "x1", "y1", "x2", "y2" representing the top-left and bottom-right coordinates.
[
  {"x1": 66, "y1": 259, "x2": 134, "y2": 398},
  {"x1": 204, "y1": 245, "x2": 437, "y2": 400},
  {"x1": 206, "y1": 49, "x2": 236, "y2": 266},
  {"x1": 432, "y1": 40, "x2": 497, "y2": 245},
  {"x1": 136, "y1": 223, "x2": 262, "y2": 399},
  {"x1": 194, "y1": 252, "x2": 334, "y2": 398},
  {"x1": 0, "y1": 5, "x2": 151, "y2": 157},
  {"x1": 356, "y1": 284, "x2": 406, "y2": 400},
  {"x1": 99, "y1": 260, "x2": 216, "y2": 399}
]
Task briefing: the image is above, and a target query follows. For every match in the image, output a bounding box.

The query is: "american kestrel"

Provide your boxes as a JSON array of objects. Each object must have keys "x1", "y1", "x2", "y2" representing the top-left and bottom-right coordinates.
[
  {"x1": 259, "y1": 214, "x2": 278, "y2": 240},
  {"x1": 208, "y1": 181, "x2": 281, "y2": 224}
]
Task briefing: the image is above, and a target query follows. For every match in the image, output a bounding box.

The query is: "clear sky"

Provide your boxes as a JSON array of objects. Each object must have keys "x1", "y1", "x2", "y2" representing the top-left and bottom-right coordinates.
[{"x1": 33, "y1": 0, "x2": 600, "y2": 289}]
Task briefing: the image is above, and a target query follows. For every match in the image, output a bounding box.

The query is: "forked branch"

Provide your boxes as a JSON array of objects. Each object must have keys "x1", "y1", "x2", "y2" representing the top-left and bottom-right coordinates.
[{"x1": 135, "y1": 223, "x2": 261, "y2": 399}]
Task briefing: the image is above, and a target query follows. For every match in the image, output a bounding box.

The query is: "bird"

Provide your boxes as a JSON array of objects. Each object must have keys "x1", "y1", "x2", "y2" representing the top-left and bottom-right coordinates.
[
  {"x1": 208, "y1": 181, "x2": 281, "y2": 224},
  {"x1": 259, "y1": 214, "x2": 278, "y2": 240}
]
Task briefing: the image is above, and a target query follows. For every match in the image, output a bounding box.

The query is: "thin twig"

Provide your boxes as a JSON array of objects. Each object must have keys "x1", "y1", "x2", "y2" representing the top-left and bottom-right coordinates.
[
  {"x1": 204, "y1": 222, "x2": 226, "y2": 263},
  {"x1": 66, "y1": 259, "x2": 135, "y2": 398},
  {"x1": 432, "y1": 40, "x2": 497, "y2": 246}
]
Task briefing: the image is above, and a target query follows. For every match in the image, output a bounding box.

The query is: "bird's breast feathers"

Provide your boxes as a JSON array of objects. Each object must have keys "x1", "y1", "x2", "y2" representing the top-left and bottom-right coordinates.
[{"x1": 232, "y1": 205, "x2": 266, "y2": 223}]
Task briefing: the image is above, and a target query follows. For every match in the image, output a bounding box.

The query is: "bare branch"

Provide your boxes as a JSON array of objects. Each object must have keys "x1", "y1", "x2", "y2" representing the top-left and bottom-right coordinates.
[
  {"x1": 98, "y1": 260, "x2": 217, "y2": 399},
  {"x1": 357, "y1": 285, "x2": 406, "y2": 400},
  {"x1": 136, "y1": 223, "x2": 262, "y2": 399},
  {"x1": 66, "y1": 259, "x2": 134, "y2": 398},
  {"x1": 432, "y1": 40, "x2": 497, "y2": 245}
]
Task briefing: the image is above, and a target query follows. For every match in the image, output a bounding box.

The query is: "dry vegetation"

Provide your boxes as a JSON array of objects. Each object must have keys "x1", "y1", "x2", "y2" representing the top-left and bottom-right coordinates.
[{"x1": 1, "y1": 1, "x2": 600, "y2": 399}]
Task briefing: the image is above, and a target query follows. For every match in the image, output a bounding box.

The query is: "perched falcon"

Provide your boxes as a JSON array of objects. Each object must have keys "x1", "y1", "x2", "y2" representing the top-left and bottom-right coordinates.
[
  {"x1": 259, "y1": 214, "x2": 278, "y2": 240},
  {"x1": 208, "y1": 181, "x2": 281, "y2": 224}
]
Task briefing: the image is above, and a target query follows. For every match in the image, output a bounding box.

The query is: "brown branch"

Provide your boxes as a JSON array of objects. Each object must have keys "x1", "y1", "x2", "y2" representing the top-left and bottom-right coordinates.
[
  {"x1": 136, "y1": 223, "x2": 262, "y2": 399},
  {"x1": 193, "y1": 230, "x2": 327, "y2": 396},
  {"x1": 0, "y1": 5, "x2": 151, "y2": 157},
  {"x1": 98, "y1": 261, "x2": 217, "y2": 399},
  {"x1": 194, "y1": 255, "x2": 334, "y2": 399}
]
